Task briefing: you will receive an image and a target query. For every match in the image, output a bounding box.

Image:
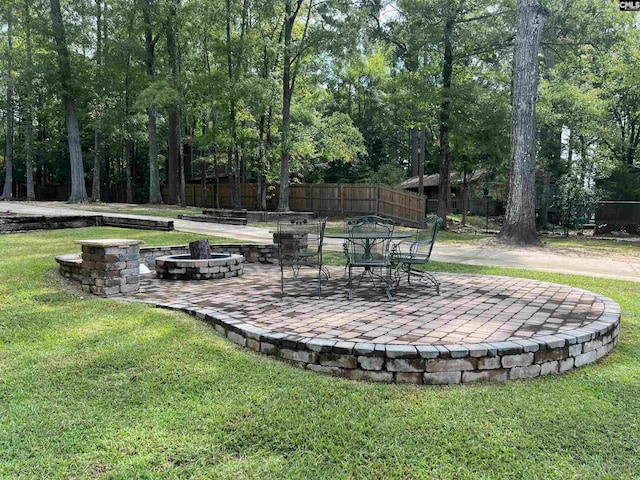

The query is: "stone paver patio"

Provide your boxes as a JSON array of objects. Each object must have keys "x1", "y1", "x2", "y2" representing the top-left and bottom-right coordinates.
[{"x1": 119, "y1": 264, "x2": 620, "y2": 385}]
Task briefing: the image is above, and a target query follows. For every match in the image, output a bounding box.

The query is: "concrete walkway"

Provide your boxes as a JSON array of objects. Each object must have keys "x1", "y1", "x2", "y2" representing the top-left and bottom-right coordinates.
[{"x1": 2, "y1": 201, "x2": 639, "y2": 282}]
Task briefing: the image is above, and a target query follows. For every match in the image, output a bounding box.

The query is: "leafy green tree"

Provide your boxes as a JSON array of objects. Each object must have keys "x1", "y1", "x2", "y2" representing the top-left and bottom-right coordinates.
[
  {"x1": 597, "y1": 31, "x2": 640, "y2": 200},
  {"x1": 49, "y1": 0, "x2": 89, "y2": 203},
  {"x1": 498, "y1": 0, "x2": 548, "y2": 245},
  {"x1": 536, "y1": 0, "x2": 627, "y2": 227},
  {"x1": 22, "y1": 0, "x2": 36, "y2": 200},
  {"x1": 1, "y1": 2, "x2": 14, "y2": 200},
  {"x1": 141, "y1": 0, "x2": 163, "y2": 204}
]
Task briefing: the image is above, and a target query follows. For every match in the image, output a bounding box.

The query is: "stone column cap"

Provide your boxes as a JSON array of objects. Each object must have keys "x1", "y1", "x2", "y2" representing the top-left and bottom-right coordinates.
[{"x1": 75, "y1": 238, "x2": 145, "y2": 247}]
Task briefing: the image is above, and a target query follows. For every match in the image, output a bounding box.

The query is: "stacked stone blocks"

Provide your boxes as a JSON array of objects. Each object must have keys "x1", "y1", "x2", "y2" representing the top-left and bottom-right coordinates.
[
  {"x1": 183, "y1": 303, "x2": 620, "y2": 385},
  {"x1": 140, "y1": 243, "x2": 277, "y2": 266},
  {"x1": 76, "y1": 239, "x2": 143, "y2": 297},
  {"x1": 155, "y1": 253, "x2": 245, "y2": 280}
]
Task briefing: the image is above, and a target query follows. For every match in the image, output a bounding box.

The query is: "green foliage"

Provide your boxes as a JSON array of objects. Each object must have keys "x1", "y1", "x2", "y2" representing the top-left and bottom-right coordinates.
[
  {"x1": 134, "y1": 80, "x2": 181, "y2": 112},
  {"x1": 316, "y1": 112, "x2": 366, "y2": 163},
  {"x1": 553, "y1": 171, "x2": 598, "y2": 235},
  {"x1": 363, "y1": 162, "x2": 407, "y2": 186},
  {"x1": 1, "y1": 0, "x2": 639, "y2": 206}
]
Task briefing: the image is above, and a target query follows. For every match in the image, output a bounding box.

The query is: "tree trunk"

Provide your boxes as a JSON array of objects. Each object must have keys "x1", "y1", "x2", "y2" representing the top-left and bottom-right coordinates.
[
  {"x1": 278, "y1": 0, "x2": 295, "y2": 212},
  {"x1": 124, "y1": 5, "x2": 135, "y2": 204},
  {"x1": 498, "y1": 0, "x2": 548, "y2": 245},
  {"x1": 167, "y1": 110, "x2": 180, "y2": 204},
  {"x1": 418, "y1": 127, "x2": 425, "y2": 198},
  {"x1": 437, "y1": 14, "x2": 454, "y2": 228},
  {"x1": 92, "y1": 128, "x2": 101, "y2": 201},
  {"x1": 410, "y1": 128, "x2": 419, "y2": 178},
  {"x1": 201, "y1": 154, "x2": 207, "y2": 207},
  {"x1": 537, "y1": 125, "x2": 561, "y2": 229},
  {"x1": 1, "y1": 4, "x2": 14, "y2": 200},
  {"x1": 103, "y1": 142, "x2": 110, "y2": 202},
  {"x1": 257, "y1": 114, "x2": 268, "y2": 211},
  {"x1": 226, "y1": 0, "x2": 242, "y2": 209},
  {"x1": 91, "y1": 0, "x2": 102, "y2": 202},
  {"x1": 179, "y1": 123, "x2": 186, "y2": 206},
  {"x1": 125, "y1": 139, "x2": 133, "y2": 203},
  {"x1": 50, "y1": 0, "x2": 88, "y2": 203},
  {"x1": 214, "y1": 170, "x2": 220, "y2": 209},
  {"x1": 143, "y1": 0, "x2": 163, "y2": 204},
  {"x1": 461, "y1": 170, "x2": 469, "y2": 227},
  {"x1": 25, "y1": 112, "x2": 35, "y2": 200},
  {"x1": 24, "y1": 0, "x2": 35, "y2": 200},
  {"x1": 147, "y1": 108, "x2": 162, "y2": 203},
  {"x1": 65, "y1": 98, "x2": 88, "y2": 203},
  {"x1": 166, "y1": 0, "x2": 180, "y2": 205}
]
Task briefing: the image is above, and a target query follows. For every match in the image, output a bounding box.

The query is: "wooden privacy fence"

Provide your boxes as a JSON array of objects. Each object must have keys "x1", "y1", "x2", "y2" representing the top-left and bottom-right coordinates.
[
  {"x1": 595, "y1": 201, "x2": 640, "y2": 234},
  {"x1": 163, "y1": 184, "x2": 279, "y2": 210},
  {"x1": 289, "y1": 184, "x2": 426, "y2": 226},
  {"x1": 170, "y1": 183, "x2": 427, "y2": 225},
  {"x1": 167, "y1": 183, "x2": 499, "y2": 225}
]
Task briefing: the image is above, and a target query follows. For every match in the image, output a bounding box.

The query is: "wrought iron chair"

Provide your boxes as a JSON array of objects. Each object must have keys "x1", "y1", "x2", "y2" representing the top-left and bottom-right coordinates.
[
  {"x1": 277, "y1": 218, "x2": 328, "y2": 296},
  {"x1": 391, "y1": 215, "x2": 443, "y2": 294},
  {"x1": 341, "y1": 216, "x2": 376, "y2": 275},
  {"x1": 345, "y1": 215, "x2": 395, "y2": 300}
]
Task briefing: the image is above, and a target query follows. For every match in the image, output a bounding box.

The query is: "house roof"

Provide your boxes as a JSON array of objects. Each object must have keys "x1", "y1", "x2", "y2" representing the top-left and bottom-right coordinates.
[{"x1": 401, "y1": 169, "x2": 487, "y2": 190}]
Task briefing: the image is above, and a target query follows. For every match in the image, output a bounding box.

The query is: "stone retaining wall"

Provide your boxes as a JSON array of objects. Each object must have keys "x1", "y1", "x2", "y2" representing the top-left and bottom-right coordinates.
[
  {"x1": 1, "y1": 215, "x2": 173, "y2": 233},
  {"x1": 180, "y1": 303, "x2": 620, "y2": 385}
]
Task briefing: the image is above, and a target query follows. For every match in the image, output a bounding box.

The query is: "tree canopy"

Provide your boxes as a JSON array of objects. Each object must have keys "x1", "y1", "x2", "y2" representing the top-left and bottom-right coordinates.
[{"x1": 0, "y1": 0, "x2": 637, "y2": 225}]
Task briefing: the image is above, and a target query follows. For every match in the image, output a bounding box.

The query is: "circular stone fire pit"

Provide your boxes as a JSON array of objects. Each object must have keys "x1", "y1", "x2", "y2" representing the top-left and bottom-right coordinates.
[{"x1": 155, "y1": 253, "x2": 245, "y2": 280}]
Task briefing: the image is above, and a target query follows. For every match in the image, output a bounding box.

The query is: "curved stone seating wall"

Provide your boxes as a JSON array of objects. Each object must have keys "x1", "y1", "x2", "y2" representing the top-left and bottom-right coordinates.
[
  {"x1": 185, "y1": 304, "x2": 620, "y2": 384},
  {"x1": 57, "y1": 253, "x2": 84, "y2": 281},
  {"x1": 56, "y1": 242, "x2": 277, "y2": 281}
]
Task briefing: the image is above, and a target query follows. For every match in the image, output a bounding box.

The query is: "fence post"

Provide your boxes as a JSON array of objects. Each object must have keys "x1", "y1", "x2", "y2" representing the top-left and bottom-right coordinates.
[
  {"x1": 375, "y1": 184, "x2": 380, "y2": 215},
  {"x1": 340, "y1": 184, "x2": 344, "y2": 214}
]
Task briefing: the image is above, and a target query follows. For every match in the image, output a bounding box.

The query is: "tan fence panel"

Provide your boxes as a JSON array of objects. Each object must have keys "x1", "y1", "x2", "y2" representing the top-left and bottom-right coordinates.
[
  {"x1": 165, "y1": 182, "x2": 428, "y2": 226},
  {"x1": 185, "y1": 184, "x2": 196, "y2": 206},
  {"x1": 289, "y1": 185, "x2": 310, "y2": 211},
  {"x1": 377, "y1": 185, "x2": 425, "y2": 226},
  {"x1": 341, "y1": 184, "x2": 377, "y2": 215},
  {"x1": 310, "y1": 184, "x2": 342, "y2": 212}
]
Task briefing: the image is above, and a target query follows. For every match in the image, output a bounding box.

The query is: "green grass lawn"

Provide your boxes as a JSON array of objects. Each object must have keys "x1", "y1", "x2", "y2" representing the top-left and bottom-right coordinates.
[{"x1": 1, "y1": 227, "x2": 639, "y2": 479}]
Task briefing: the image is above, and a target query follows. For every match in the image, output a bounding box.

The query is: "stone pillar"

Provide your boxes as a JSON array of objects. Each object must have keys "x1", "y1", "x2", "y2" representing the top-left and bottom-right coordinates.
[{"x1": 76, "y1": 239, "x2": 144, "y2": 296}]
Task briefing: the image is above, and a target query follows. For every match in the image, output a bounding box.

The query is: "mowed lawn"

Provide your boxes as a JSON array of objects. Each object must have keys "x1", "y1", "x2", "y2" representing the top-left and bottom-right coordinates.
[{"x1": 0, "y1": 227, "x2": 639, "y2": 479}]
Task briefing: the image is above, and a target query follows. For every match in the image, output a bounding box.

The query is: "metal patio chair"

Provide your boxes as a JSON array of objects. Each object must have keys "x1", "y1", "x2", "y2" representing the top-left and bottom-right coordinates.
[
  {"x1": 345, "y1": 215, "x2": 395, "y2": 300},
  {"x1": 277, "y1": 218, "x2": 328, "y2": 296},
  {"x1": 391, "y1": 215, "x2": 443, "y2": 294}
]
